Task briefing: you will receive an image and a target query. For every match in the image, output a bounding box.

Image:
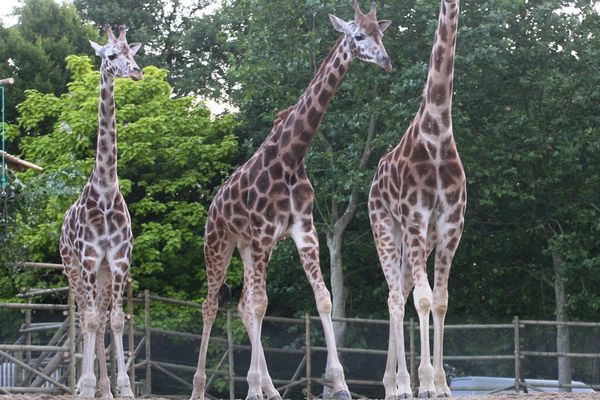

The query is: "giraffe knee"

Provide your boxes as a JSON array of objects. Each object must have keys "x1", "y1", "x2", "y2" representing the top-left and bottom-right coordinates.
[
  {"x1": 433, "y1": 291, "x2": 449, "y2": 316},
  {"x1": 110, "y1": 310, "x2": 125, "y2": 333},
  {"x1": 413, "y1": 285, "x2": 433, "y2": 314},
  {"x1": 315, "y1": 288, "x2": 332, "y2": 315},
  {"x1": 388, "y1": 291, "x2": 405, "y2": 320},
  {"x1": 84, "y1": 309, "x2": 100, "y2": 332},
  {"x1": 202, "y1": 299, "x2": 218, "y2": 325},
  {"x1": 253, "y1": 293, "x2": 268, "y2": 318}
]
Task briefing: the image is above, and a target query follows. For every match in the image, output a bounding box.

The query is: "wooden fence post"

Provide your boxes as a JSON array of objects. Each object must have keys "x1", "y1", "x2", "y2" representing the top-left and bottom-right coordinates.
[
  {"x1": 68, "y1": 288, "x2": 77, "y2": 392},
  {"x1": 227, "y1": 309, "x2": 235, "y2": 400},
  {"x1": 127, "y1": 277, "x2": 135, "y2": 392},
  {"x1": 305, "y1": 313, "x2": 311, "y2": 399},
  {"x1": 514, "y1": 316, "x2": 521, "y2": 393},
  {"x1": 25, "y1": 298, "x2": 32, "y2": 367},
  {"x1": 144, "y1": 289, "x2": 151, "y2": 395},
  {"x1": 409, "y1": 317, "x2": 416, "y2": 394}
]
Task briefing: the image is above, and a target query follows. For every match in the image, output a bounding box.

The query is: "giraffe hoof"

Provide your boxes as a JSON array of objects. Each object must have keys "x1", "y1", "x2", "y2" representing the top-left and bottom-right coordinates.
[
  {"x1": 397, "y1": 392, "x2": 413, "y2": 399},
  {"x1": 331, "y1": 390, "x2": 351, "y2": 399},
  {"x1": 268, "y1": 395, "x2": 282, "y2": 400},
  {"x1": 246, "y1": 396, "x2": 262, "y2": 400},
  {"x1": 418, "y1": 390, "x2": 436, "y2": 398}
]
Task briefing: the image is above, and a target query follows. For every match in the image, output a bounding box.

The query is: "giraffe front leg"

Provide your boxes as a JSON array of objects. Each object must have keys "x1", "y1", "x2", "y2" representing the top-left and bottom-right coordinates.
[
  {"x1": 107, "y1": 258, "x2": 134, "y2": 398},
  {"x1": 404, "y1": 228, "x2": 435, "y2": 398},
  {"x1": 432, "y1": 222, "x2": 463, "y2": 398},
  {"x1": 372, "y1": 214, "x2": 412, "y2": 399},
  {"x1": 95, "y1": 273, "x2": 114, "y2": 399},
  {"x1": 77, "y1": 257, "x2": 102, "y2": 398},
  {"x1": 290, "y1": 220, "x2": 349, "y2": 399}
]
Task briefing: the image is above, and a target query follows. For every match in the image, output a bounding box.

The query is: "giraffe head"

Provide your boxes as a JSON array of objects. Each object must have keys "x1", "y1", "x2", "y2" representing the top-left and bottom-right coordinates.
[
  {"x1": 329, "y1": 0, "x2": 392, "y2": 72},
  {"x1": 90, "y1": 25, "x2": 143, "y2": 81}
]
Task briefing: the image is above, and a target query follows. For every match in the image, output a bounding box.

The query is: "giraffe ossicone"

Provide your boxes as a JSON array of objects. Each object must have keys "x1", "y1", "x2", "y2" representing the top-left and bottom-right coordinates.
[
  {"x1": 369, "y1": 0, "x2": 465, "y2": 398},
  {"x1": 60, "y1": 24, "x2": 143, "y2": 399},
  {"x1": 190, "y1": 2, "x2": 392, "y2": 400}
]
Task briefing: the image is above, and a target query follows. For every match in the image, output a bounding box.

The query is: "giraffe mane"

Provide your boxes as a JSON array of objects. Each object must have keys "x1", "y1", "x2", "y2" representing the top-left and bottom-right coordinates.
[{"x1": 272, "y1": 105, "x2": 295, "y2": 127}]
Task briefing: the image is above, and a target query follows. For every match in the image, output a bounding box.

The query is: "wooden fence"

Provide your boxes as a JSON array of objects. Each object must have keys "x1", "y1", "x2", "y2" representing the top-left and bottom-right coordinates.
[{"x1": 1, "y1": 262, "x2": 600, "y2": 397}]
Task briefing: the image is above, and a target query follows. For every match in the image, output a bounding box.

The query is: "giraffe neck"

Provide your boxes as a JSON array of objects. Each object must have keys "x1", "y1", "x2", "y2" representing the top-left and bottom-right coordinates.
[
  {"x1": 92, "y1": 67, "x2": 118, "y2": 188},
  {"x1": 274, "y1": 37, "x2": 352, "y2": 168},
  {"x1": 425, "y1": 0, "x2": 459, "y2": 114},
  {"x1": 416, "y1": 0, "x2": 459, "y2": 141}
]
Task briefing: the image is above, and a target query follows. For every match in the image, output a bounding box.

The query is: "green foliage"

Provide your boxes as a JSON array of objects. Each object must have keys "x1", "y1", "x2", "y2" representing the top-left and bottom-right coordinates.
[
  {"x1": 73, "y1": 0, "x2": 227, "y2": 98},
  {"x1": 211, "y1": 0, "x2": 600, "y2": 324},
  {"x1": 1, "y1": 56, "x2": 240, "y2": 330}
]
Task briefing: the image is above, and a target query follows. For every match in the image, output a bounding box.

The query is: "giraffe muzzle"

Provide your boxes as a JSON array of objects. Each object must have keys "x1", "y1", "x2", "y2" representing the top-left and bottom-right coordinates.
[
  {"x1": 130, "y1": 69, "x2": 143, "y2": 81},
  {"x1": 379, "y1": 56, "x2": 392, "y2": 72}
]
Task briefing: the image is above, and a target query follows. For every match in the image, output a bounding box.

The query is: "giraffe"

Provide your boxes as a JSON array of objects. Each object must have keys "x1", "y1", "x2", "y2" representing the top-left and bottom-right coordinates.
[
  {"x1": 59, "y1": 25, "x2": 143, "y2": 398},
  {"x1": 190, "y1": 2, "x2": 391, "y2": 400},
  {"x1": 368, "y1": 0, "x2": 465, "y2": 398}
]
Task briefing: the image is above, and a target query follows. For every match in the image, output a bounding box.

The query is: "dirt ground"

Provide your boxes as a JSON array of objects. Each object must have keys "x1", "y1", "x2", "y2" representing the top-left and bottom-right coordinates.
[{"x1": 2, "y1": 393, "x2": 600, "y2": 400}]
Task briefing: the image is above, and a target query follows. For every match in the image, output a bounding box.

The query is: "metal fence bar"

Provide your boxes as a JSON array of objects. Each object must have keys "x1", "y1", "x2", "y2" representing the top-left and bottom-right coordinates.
[{"x1": 514, "y1": 316, "x2": 521, "y2": 393}]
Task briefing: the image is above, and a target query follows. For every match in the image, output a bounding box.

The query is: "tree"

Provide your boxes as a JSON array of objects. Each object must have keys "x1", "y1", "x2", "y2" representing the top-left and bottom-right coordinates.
[
  {"x1": 0, "y1": 0, "x2": 98, "y2": 123},
  {"x1": 73, "y1": 0, "x2": 227, "y2": 97},
  {"x1": 1, "y1": 55, "x2": 240, "y2": 331}
]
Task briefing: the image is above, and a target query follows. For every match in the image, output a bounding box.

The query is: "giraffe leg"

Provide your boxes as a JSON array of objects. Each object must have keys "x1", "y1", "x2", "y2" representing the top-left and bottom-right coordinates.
[
  {"x1": 237, "y1": 240, "x2": 274, "y2": 400},
  {"x1": 77, "y1": 256, "x2": 102, "y2": 398},
  {"x1": 371, "y1": 213, "x2": 412, "y2": 399},
  {"x1": 403, "y1": 218, "x2": 435, "y2": 398},
  {"x1": 106, "y1": 251, "x2": 134, "y2": 398},
  {"x1": 238, "y1": 246, "x2": 280, "y2": 400},
  {"x1": 191, "y1": 235, "x2": 235, "y2": 400},
  {"x1": 432, "y1": 223, "x2": 462, "y2": 398},
  {"x1": 290, "y1": 219, "x2": 349, "y2": 398},
  {"x1": 96, "y1": 261, "x2": 114, "y2": 399}
]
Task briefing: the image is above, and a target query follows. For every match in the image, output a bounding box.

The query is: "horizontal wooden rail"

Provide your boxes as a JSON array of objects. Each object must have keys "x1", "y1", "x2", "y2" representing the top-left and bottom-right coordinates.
[
  {"x1": 18, "y1": 287, "x2": 69, "y2": 298},
  {"x1": 7, "y1": 262, "x2": 63, "y2": 270},
  {"x1": 0, "y1": 303, "x2": 69, "y2": 311},
  {"x1": 521, "y1": 350, "x2": 600, "y2": 359},
  {"x1": 520, "y1": 319, "x2": 600, "y2": 328},
  {"x1": 0, "y1": 387, "x2": 63, "y2": 393},
  {"x1": 0, "y1": 344, "x2": 68, "y2": 352}
]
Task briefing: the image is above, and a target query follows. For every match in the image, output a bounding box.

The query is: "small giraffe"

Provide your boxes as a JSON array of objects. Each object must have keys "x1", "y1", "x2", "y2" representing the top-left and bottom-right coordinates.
[
  {"x1": 368, "y1": 0, "x2": 465, "y2": 398},
  {"x1": 190, "y1": 2, "x2": 391, "y2": 400},
  {"x1": 59, "y1": 25, "x2": 143, "y2": 398}
]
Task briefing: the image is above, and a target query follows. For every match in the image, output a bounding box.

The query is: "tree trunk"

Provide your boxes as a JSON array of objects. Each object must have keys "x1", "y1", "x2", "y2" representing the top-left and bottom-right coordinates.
[
  {"x1": 327, "y1": 231, "x2": 347, "y2": 349},
  {"x1": 553, "y1": 251, "x2": 572, "y2": 392}
]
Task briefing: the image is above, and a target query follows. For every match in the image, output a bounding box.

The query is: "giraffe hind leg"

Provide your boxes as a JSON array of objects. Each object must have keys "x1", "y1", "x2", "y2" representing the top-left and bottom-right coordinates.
[
  {"x1": 237, "y1": 245, "x2": 280, "y2": 400},
  {"x1": 190, "y1": 233, "x2": 235, "y2": 400}
]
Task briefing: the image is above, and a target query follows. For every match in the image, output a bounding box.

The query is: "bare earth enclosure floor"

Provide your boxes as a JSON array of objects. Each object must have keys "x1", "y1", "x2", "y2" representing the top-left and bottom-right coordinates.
[{"x1": 2, "y1": 394, "x2": 600, "y2": 400}]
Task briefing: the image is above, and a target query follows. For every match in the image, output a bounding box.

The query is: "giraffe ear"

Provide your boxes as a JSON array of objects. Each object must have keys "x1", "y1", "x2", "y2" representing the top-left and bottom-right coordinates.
[
  {"x1": 129, "y1": 43, "x2": 142, "y2": 55},
  {"x1": 90, "y1": 40, "x2": 103, "y2": 56},
  {"x1": 378, "y1": 20, "x2": 392, "y2": 33},
  {"x1": 329, "y1": 14, "x2": 353, "y2": 35}
]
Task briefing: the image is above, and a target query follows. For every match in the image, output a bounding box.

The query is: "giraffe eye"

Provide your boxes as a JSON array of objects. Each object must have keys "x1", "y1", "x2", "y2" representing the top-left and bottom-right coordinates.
[
  {"x1": 107, "y1": 54, "x2": 117, "y2": 60},
  {"x1": 354, "y1": 33, "x2": 365, "y2": 41}
]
